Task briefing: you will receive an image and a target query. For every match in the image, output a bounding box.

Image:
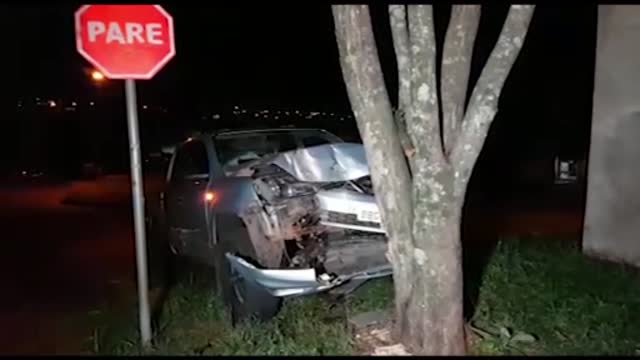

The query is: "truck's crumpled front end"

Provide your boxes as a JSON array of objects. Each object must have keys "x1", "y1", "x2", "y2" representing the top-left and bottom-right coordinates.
[{"x1": 224, "y1": 142, "x2": 391, "y2": 297}]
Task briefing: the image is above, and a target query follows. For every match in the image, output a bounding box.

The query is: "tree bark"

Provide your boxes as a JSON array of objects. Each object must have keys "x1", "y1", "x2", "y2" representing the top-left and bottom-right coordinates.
[
  {"x1": 389, "y1": 5, "x2": 415, "y2": 163},
  {"x1": 398, "y1": 190, "x2": 466, "y2": 354},
  {"x1": 441, "y1": 5, "x2": 481, "y2": 156},
  {"x1": 406, "y1": 5, "x2": 444, "y2": 166},
  {"x1": 332, "y1": 4, "x2": 535, "y2": 355},
  {"x1": 332, "y1": 5, "x2": 416, "y2": 305},
  {"x1": 451, "y1": 5, "x2": 535, "y2": 194}
]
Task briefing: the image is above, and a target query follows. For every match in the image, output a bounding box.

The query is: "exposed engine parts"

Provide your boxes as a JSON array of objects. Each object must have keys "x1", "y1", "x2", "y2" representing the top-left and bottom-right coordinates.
[
  {"x1": 248, "y1": 171, "x2": 386, "y2": 276},
  {"x1": 225, "y1": 142, "x2": 387, "y2": 279}
]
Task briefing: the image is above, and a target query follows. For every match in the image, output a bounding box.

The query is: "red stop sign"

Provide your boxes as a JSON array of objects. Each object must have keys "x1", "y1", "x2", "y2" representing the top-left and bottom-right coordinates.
[{"x1": 75, "y1": 5, "x2": 175, "y2": 80}]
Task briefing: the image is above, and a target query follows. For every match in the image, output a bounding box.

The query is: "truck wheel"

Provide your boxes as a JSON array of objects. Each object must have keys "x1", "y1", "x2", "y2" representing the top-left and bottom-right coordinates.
[{"x1": 215, "y1": 215, "x2": 282, "y2": 325}]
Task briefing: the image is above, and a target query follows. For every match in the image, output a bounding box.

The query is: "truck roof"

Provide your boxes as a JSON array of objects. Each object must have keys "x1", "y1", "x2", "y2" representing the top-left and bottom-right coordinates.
[{"x1": 162, "y1": 126, "x2": 336, "y2": 155}]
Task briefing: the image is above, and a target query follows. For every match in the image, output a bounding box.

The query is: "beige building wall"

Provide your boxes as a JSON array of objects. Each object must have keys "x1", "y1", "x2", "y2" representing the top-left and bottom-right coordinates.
[{"x1": 583, "y1": 5, "x2": 640, "y2": 266}]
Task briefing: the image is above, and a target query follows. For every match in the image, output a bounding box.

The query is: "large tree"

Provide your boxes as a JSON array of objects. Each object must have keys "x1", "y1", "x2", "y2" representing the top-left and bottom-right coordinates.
[{"x1": 332, "y1": 4, "x2": 535, "y2": 355}]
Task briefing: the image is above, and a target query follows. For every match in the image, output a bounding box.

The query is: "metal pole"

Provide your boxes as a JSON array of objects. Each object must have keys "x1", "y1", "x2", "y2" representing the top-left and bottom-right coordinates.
[{"x1": 124, "y1": 79, "x2": 152, "y2": 348}]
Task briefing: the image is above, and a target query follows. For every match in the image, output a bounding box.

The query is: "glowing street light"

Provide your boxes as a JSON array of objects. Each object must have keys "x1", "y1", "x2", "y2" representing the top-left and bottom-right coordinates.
[{"x1": 91, "y1": 70, "x2": 105, "y2": 81}]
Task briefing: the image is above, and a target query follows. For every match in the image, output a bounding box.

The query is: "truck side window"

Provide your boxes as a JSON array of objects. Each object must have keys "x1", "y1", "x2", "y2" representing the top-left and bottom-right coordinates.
[{"x1": 172, "y1": 141, "x2": 209, "y2": 180}]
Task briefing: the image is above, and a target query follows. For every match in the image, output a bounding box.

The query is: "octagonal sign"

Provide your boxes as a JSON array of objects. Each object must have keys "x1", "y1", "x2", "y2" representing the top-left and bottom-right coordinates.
[{"x1": 75, "y1": 5, "x2": 175, "y2": 80}]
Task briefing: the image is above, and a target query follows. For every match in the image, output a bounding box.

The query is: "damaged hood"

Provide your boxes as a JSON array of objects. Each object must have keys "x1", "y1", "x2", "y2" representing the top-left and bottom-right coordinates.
[
  {"x1": 233, "y1": 142, "x2": 371, "y2": 183},
  {"x1": 272, "y1": 142, "x2": 370, "y2": 182}
]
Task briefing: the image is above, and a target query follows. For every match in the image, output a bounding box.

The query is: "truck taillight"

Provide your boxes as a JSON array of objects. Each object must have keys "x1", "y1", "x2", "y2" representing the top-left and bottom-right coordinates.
[{"x1": 204, "y1": 191, "x2": 217, "y2": 204}]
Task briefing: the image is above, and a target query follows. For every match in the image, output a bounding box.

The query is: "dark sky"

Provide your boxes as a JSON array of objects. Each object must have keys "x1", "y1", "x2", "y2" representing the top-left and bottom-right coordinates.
[
  {"x1": 2, "y1": 4, "x2": 596, "y2": 112},
  {"x1": 0, "y1": 4, "x2": 598, "y2": 174},
  {"x1": 1, "y1": 3, "x2": 350, "y2": 112}
]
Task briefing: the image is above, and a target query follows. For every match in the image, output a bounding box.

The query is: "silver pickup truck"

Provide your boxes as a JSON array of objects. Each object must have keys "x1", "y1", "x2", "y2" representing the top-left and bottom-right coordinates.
[{"x1": 157, "y1": 127, "x2": 390, "y2": 324}]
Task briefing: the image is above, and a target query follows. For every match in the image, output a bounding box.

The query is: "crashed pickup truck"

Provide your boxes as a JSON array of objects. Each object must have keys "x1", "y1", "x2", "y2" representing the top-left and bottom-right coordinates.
[{"x1": 159, "y1": 128, "x2": 390, "y2": 323}]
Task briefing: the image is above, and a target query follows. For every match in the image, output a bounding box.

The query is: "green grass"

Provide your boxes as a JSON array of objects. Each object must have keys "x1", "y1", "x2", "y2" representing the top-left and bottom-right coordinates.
[
  {"x1": 470, "y1": 238, "x2": 640, "y2": 355},
  {"x1": 95, "y1": 275, "x2": 358, "y2": 355},
  {"x1": 95, "y1": 239, "x2": 640, "y2": 355}
]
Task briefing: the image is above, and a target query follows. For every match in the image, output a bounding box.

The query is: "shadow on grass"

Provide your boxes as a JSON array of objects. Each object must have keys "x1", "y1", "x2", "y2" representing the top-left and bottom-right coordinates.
[{"x1": 461, "y1": 203, "x2": 499, "y2": 322}]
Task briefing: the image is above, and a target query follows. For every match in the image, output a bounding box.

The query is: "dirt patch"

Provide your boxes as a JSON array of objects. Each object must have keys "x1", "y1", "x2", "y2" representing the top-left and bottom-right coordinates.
[
  {"x1": 351, "y1": 314, "x2": 485, "y2": 356},
  {"x1": 353, "y1": 320, "x2": 411, "y2": 356}
]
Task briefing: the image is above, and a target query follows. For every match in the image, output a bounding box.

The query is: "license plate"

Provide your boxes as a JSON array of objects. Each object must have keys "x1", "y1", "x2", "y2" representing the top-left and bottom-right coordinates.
[{"x1": 358, "y1": 209, "x2": 381, "y2": 223}]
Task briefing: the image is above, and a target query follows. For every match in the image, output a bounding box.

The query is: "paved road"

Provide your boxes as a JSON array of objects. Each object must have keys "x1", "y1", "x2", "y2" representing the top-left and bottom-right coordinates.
[{"x1": 0, "y1": 182, "x2": 136, "y2": 355}]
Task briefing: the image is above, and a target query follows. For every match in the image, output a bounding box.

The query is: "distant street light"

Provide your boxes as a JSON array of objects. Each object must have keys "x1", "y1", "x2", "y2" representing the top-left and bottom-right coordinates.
[{"x1": 91, "y1": 70, "x2": 105, "y2": 81}]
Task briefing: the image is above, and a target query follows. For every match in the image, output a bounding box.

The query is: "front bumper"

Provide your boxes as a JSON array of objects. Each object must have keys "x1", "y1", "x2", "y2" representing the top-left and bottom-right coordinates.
[{"x1": 225, "y1": 253, "x2": 393, "y2": 297}]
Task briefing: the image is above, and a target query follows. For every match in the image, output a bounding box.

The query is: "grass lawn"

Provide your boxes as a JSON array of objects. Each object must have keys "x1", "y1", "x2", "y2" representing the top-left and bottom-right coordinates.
[{"x1": 93, "y1": 238, "x2": 640, "y2": 355}]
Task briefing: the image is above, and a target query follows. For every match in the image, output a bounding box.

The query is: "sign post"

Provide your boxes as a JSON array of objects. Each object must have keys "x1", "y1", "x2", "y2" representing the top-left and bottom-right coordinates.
[
  {"x1": 124, "y1": 78, "x2": 152, "y2": 346},
  {"x1": 75, "y1": 4, "x2": 176, "y2": 348}
]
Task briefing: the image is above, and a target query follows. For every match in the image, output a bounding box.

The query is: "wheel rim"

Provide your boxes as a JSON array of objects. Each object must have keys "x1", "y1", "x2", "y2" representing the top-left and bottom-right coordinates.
[{"x1": 230, "y1": 268, "x2": 245, "y2": 305}]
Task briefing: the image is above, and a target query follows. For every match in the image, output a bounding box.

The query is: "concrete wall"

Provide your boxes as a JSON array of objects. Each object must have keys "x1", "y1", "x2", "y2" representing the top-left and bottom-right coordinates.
[{"x1": 583, "y1": 5, "x2": 640, "y2": 267}]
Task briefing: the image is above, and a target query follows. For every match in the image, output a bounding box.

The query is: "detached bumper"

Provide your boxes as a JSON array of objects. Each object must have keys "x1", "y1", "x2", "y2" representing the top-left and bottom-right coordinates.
[{"x1": 225, "y1": 253, "x2": 393, "y2": 297}]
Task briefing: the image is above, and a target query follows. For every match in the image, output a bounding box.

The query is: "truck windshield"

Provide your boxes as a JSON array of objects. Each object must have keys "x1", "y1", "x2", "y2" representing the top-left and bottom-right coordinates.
[{"x1": 213, "y1": 129, "x2": 342, "y2": 168}]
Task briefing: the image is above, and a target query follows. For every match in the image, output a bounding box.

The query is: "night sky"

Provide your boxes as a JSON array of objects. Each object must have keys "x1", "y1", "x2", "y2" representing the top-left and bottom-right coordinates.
[{"x1": 0, "y1": 4, "x2": 597, "y2": 179}]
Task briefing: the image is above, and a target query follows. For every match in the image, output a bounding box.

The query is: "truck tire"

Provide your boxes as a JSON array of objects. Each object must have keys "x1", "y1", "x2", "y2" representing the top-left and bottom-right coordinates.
[{"x1": 214, "y1": 215, "x2": 281, "y2": 325}]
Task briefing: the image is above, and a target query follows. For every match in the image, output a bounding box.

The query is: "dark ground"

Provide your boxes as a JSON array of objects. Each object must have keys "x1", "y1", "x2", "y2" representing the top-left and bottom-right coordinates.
[
  {"x1": 0, "y1": 181, "x2": 135, "y2": 354},
  {"x1": 0, "y1": 178, "x2": 585, "y2": 355}
]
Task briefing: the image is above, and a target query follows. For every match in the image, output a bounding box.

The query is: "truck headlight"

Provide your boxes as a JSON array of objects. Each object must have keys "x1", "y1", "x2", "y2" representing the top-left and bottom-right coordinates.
[{"x1": 255, "y1": 174, "x2": 318, "y2": 203}]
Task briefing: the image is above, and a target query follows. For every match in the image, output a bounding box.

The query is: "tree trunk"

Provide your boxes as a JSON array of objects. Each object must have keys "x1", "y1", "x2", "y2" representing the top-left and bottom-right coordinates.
[
  {"x1": 396, "y1": 197, "x2": 465, "y2": 354},
  {"x1": 332, "y1": 4, "x2": 535, "y2": 355}
]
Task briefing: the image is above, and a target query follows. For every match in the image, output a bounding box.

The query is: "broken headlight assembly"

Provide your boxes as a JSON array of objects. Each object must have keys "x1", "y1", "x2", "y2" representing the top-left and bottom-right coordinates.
[{"x1": 254, "y1": 168, "x2": 319, "y2": 203}]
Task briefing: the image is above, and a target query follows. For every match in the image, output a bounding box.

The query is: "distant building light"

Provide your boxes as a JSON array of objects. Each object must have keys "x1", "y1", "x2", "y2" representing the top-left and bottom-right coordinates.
[
  {"x1": 274, "y1": 116, "x2": 279, "y2": 120},
  {"x1": 142, "y1": 105, "x2": 148, "y2": 110},
  {"x1": 285, "y1": 111, "x2": 290, "y2": 115},
  {"x1": 234, "y1": 105, "x2": 239, "y2": 110},
  {"x1": 71, "y1": 101, "x2": 77, "y2": 107},
  {"x1": 212, "y1": 114, "x2": 220, "y2": 120},
  {"x1": 89, "y1": 101, "x2": 95, "y2": 106},
  {"x1": 48, "y1": 100, "x2": 56, "y2": 108}
]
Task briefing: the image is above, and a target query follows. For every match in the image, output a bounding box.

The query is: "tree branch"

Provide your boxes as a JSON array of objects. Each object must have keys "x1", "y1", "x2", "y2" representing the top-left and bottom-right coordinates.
[
  {"x1": 450, "y1": 5, "x2": 535, "y2": 195},
  {"x1": 389, "y1": 5, "x2": 416, "y2": 165},
  {"x1": 332, "y1": 4, "x2": 414, "y2": 249},
  {"x1": 440, "y1": 5, "x2": 481, "y2": 157},
  {"x1": 406, "y1": 5, "x2": 445, "y2": 167}
]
